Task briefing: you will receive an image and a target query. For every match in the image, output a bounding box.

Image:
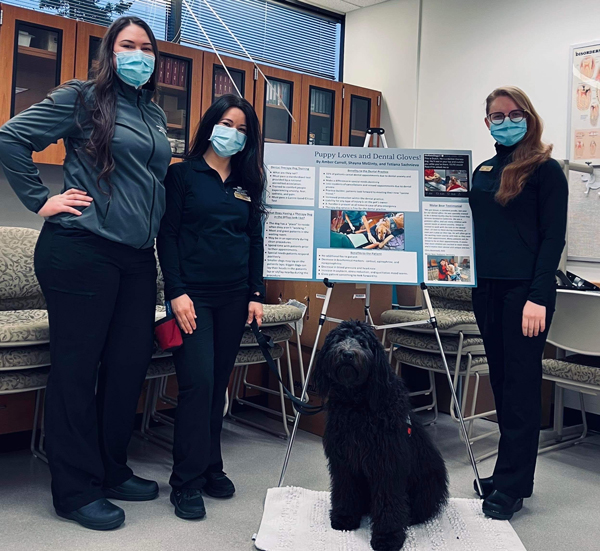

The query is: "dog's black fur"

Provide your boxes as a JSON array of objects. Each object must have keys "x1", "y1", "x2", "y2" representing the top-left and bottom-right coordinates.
[{"x1": 314, "y1": 320, "x2": 449, "y2": 551}]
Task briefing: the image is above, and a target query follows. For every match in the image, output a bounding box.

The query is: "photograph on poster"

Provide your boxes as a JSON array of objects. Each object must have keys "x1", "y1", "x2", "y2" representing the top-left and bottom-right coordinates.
[
  {"x1": 330, "y1": 210, "x2": 405, "y2": 250},
  {"x1": 423, "y1": 154, "x2": 470, "y2": 197},
  {"x1": 427, "y1": 255, "x2": 471, "y2": 282}
]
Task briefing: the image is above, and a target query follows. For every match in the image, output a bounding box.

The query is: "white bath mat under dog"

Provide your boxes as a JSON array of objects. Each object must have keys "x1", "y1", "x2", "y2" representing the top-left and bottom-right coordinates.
[{"x1": 254, "y1": 487, "x2": 527, "y2": 551}]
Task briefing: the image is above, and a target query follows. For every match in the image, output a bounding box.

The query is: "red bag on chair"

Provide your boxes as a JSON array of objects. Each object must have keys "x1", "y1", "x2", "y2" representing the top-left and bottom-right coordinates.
[{"x1": 154, "y1": 302, "x2": 183, "y2": 352}]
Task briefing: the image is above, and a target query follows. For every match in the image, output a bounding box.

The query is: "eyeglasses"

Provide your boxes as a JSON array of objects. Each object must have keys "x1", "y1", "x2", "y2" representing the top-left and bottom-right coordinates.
[{"x1": 487, "y1": 109, "x2": 527, "y2": 125}]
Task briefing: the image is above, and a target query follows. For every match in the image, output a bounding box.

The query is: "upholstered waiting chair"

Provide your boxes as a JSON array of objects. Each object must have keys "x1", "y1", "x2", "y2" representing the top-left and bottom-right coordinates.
[
  {"x1": 0, "y1": 227, "x2": 52, "y2": 461},
  {"x1": 539, "y1": 290, "x2": 600, "y2": 453},
  {"x1": 381, "y1": 287, "x2": 498, "y2": 462}
]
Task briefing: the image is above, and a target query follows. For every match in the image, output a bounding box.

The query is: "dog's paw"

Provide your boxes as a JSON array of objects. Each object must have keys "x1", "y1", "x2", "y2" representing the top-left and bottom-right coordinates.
[
  {"x1": 370, "y1": 531, "x2": 406, "y2": 551},
  {"x1": 330, "y1": 512, "x2": 362, "y2": 531}
]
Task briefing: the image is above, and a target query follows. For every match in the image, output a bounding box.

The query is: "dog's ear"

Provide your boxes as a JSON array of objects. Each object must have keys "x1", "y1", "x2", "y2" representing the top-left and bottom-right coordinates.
[
  {"x1": 365, "y1": 328, "x2": 392, "y2": 411},
  {"x1": 313, "y1": 347, "x2": 331, "y2": 398}
]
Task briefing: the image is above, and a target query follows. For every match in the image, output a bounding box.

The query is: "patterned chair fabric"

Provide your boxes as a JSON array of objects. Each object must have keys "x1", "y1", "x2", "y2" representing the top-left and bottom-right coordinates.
[
  {"x1": 393, "y1": 347, "x2": 488, "y2": 374},
  {"x1": 0, "y1": 366, "x2": 50, "y2": 393},
  {"x1": 542, "y1": 359, "x2": 600, "y2": 387},
  {"x1": 155, "y1": 304, "x2": 303, "y2": 326},
  {"x1": 0, "y1": 227, "x2": 45, "y2": 311},
  {"x1": 240, "y1": 324, "x2": 293, "y2": 346},
  {"x1": 236, "y1": 343, "x2": 284, "y2": 365},
  {"x1": 0, "y1": 344, "x2": 51, "y2": 370},
  {"x1": 388, "y1": 329, "x2": 485, "y2": 355},
  {"x1": 428, "y1": 286, "x2": 472, "y2": 304},
  {"x1": 0, "y1": 310, "x2": 49, "y2": 347},
  {"x1": 146, "y1": 357, "x2": 176, "y2": 379},
  {"x1": 381, "y1": 308, "x2": 479, "y2": 334}
]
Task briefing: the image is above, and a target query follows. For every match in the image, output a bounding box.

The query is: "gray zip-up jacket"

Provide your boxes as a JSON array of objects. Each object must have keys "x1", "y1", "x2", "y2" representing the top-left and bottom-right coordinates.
[{"x1": 0, "y1": 78, "x2": 172, "y2": 249}]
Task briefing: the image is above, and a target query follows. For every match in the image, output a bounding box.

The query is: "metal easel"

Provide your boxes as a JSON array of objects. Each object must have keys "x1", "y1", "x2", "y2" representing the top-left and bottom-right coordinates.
[{"x1": 277, "y1": 130, "x2": 484, "y2": 494}]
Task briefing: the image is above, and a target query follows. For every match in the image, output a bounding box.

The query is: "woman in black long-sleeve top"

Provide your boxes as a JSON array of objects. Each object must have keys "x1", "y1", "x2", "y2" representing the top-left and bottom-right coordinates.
[
  {"x1": 157, "y1": 95, "x2": 266, "y2": 520},
  {"x1": 469, "y1": 86, "x2": 568, "y2": 520}
]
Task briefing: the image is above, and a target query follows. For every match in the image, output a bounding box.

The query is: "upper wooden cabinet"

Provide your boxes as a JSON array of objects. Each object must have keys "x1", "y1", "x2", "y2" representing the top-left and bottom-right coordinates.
[
  {"x1": 299, "y1": 75, "x2": 343, "y2": 146},
  {"x1": 341, "y1": 84, "x2": 381, "y2": 147},
  {"x1": 202, "y1": 53, "x2": 254, "y2": 115},
  {"x1": 0, "y1": 4, "x2": 76, "y2": 165},
  {"x1": 75, "y1": 22, "x2": 203, "y2": 162},
  {"x1": 254, "y1": 65, "x2": 302, "y2": 144}
]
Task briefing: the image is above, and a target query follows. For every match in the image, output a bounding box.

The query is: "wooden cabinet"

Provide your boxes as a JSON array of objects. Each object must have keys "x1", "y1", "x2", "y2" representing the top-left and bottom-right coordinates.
[
  {"x1": 254, "y1": 65, "x2": 302, "y2": 144},
  {"x1": 202, "y1": 53, "x2": 255, "y2": 115},
  {"x1": 0, "y1": 4, "x2": 76, "y2": 164},
  {"x1": 341, "y1": 84, "x2": 381, "y2": 147},
  {"x1": 299, "y1": 75, "x2": 343, "y2": 146}
]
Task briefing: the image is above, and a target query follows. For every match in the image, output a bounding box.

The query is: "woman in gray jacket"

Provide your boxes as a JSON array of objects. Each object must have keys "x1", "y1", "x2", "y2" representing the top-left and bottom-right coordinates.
[{"x1": 0, "y1": 17, "x2": 171, "y2": 530}]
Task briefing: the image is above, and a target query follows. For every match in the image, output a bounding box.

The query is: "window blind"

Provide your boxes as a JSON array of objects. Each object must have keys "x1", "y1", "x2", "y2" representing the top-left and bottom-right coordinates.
[
  {"x1": 3, "y1": 0, "x2": 169, "y2": 41},
  {"x1": 180, "y1": 0, "x2": 342, "y2": 81}
]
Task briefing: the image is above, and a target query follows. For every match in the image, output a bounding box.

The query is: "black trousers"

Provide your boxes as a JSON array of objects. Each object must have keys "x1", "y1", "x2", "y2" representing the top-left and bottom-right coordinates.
[
  {"x1": 472, "y1": 278, "x2": 555, "y2": 499},
  {"x1": 35, "y1": 223, "x2": 157, "y2": 513},
  {"x1": 169, "y1": 290, "x2": 248, "y2": 490}
]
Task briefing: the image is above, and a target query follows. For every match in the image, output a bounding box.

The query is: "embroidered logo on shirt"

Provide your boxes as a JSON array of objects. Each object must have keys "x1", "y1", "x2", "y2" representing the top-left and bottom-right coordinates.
[
  {"x1": 479, "y1": 165, "x2": 493, "y2": 172},
  {"x1": 156, "y1": 125, "x2": 168, "y2": 136}
]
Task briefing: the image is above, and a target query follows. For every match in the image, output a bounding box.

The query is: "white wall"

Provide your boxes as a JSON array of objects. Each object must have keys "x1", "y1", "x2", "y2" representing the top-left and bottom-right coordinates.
[
  {"x1": 417, "y1": 0, "x2": 600, "y2": 165},
  {"x1": 345, "y1": 0, "x2": 600, "y2": 414},
  {"x1": 344, "y1": 0, "x2": 420, "y2": 148}
]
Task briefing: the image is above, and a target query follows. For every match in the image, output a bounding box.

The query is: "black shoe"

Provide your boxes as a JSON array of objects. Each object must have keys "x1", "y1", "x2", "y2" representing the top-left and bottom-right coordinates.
[
  {"x1": 474, "y1": 476, "x2": 494, "y2": 499},
  {"x1": 170, "y1": 489, "x2": 206, "y2": 520},
  {"x1": 56, "y1": 498, "x2": 124, "y2": 531},
  {"x1": 203, "y1": 471, "x2": 235, "y2": 498},
  {"x1": 482, "y1": 490, "x2": 523, "y2": 520},
  {"x1": 104, "y1": 475, "x2": 159, "y2": 502}
]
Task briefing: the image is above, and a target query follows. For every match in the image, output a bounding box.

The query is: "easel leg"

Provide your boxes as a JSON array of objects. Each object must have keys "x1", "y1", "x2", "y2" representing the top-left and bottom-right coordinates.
[
  {"x1": 278, "y1": 279, "x2": 335, "y2": 487},
  {"x1": 420, "y1": 283, "x2": 483, "y2": 496}
]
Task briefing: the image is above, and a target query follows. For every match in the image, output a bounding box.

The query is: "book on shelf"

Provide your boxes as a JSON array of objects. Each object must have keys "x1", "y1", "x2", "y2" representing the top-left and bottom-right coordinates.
[
  {"x1": 165, "y1": 57, "x2": 172, "y2": 85},
  {"x1": 158, "y1": 58, "x2": 165, "y2": 84},
  {"x1": 172, "y1": 60, "x2": 180, "y2": 87},
  {"x1": 180, "y1": 61, "x2": 187, "y2": 89}
]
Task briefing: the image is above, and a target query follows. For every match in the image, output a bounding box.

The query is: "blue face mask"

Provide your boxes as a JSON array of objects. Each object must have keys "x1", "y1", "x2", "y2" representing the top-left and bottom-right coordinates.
[
  {"x1": 114, "y1": 50, "x2": 155, "y2": 89},
  {"x1": 490, "y1": 118, "x2": 528, "y2": 147},
  {"x1": 209, "y1": 124, "x2": 247, "y2": 158}
]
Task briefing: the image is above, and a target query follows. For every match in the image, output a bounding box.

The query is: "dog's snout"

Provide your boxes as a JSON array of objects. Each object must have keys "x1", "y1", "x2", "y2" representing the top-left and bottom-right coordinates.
[{"x1": 342, "y1": 350, "x2": 354, "y2": 362}]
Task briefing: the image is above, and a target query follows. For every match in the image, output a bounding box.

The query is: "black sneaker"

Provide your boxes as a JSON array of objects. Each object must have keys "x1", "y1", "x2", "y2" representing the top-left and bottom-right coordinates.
[
  {"x1": 56, "y1": 498, "x2": 124, "y2": 531},
  {"x1": 104, "y1": 475, "x2": 159, "y2": 502},
  {"x1": 170, "y1": 489, "x2": 206, "y2": 520},
  {"x1": 203, "y1": 471, "x2": 235, "y2": 498},
  {"x1": 482, "y1": 490, "x2": 523, "y2": 520},
  {"x1": 474, "y1": 476, "x2": 494, "y2": 499}
]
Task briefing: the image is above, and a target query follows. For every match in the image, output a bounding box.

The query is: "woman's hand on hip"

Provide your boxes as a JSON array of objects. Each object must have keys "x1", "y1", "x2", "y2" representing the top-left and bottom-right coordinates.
[
  {"x1": 247, "y1": 301, "x2": 264, "y2": 327},
  {"x1": 171, "y1": 294, "x2": 197, "y2": 334},
  {"x1": 522, "y1": 300, "x2": 546, "y2": 337},
  {"x1": 38, "y1": 189, "x2": 93, "y2": 218}
]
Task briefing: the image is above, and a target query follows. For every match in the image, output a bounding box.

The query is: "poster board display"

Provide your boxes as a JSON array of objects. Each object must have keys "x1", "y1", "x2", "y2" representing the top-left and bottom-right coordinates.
[
  {"x1": 569, "y1": 41, "x2": 600, "y2": 163},
  {"x1": 263, "y1": 144, "x2": 476, "y2": 286}
]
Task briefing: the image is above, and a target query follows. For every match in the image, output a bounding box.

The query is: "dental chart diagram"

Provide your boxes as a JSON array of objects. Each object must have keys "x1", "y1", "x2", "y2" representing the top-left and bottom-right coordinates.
[
  {"x1": 570, "y1": 41, "x2": 600, "y2": 162},
  {"x1": 263, "y1": 144, "x2": 476, "y2": 287}
]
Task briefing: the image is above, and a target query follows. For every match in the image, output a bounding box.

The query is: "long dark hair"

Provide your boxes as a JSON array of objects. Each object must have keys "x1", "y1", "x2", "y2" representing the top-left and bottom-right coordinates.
[
  {"x1": 187, "y1": 95, "x2": 266, "y2": 222},
  {"x1": 72, "y1": 17, "x2": 160, "y2": 186}
]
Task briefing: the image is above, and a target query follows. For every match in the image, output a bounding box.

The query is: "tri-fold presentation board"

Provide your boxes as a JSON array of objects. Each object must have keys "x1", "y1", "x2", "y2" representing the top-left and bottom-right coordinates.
[{"x1": 263, "y1": 144, "x2": 476, "y2": 287}]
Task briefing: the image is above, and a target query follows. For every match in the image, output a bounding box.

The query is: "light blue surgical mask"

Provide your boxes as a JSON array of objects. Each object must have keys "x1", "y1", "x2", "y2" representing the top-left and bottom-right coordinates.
[
  {"x1": 113, "y1": 50, "x2": 155, "y2": 89},
  {"x1": 490, "y1": 118, "x2": 528, "y2": 147},
  {"x1": 209, "y1": 124, "x2": 247, "y2": 158}
]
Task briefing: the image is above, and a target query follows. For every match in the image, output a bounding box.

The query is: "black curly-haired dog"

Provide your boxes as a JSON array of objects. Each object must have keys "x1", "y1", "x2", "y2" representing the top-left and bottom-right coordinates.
[{"x1": 314, "y1": 320, "x2": 448, "y2": 551}]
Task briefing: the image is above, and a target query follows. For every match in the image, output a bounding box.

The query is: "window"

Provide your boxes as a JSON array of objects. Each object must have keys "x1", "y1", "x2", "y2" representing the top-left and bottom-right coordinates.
[{"x1": 180, "y1": 0, "x2": 342, "y2": 81}]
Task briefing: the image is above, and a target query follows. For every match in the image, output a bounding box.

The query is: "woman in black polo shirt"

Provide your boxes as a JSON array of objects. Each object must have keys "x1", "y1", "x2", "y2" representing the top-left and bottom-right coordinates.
[
  {"x1": 157, "y1": 95, "x2": 265, "y2": 520},
  {"x1": 469, "y1": 86, "x2": 568, "y2": 520}
]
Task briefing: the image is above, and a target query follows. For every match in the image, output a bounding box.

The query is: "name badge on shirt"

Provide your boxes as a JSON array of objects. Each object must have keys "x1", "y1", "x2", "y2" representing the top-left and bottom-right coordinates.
[
  {"x1": 479, "y1": 165, "x2": 494, "y2": 172},
  {"x1": 233, "y1": 187, "x2": 251, "y2": 202}
]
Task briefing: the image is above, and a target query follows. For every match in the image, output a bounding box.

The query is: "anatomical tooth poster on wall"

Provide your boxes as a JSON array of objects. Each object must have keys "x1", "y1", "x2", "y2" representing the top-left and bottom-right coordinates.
[
  {"x1": 263, "y1": 144, "x2": 475, "y2": 287},
  {"x1": 569, "y1": 41, "x2": 600, "y2": 162}
]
